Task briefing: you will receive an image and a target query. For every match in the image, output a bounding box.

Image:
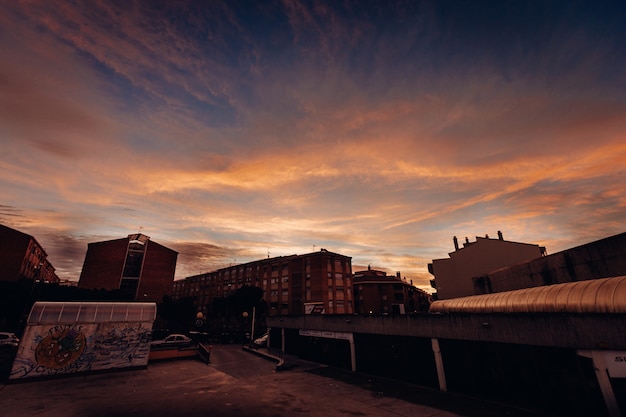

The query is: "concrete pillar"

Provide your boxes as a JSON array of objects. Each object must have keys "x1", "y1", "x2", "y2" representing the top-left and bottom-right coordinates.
[
  {"x1": 281, "y1": 327, "x2": 285, "y2": 354},
  {"x1": 431, "y1": 338, "x2": 447, "y2": 391},
  {"x1": 578, "y1": 350, "x2": 621, "y2": 417},
  {"x1": 348, "y1": 333, "x2": 356, "y2": 372}
]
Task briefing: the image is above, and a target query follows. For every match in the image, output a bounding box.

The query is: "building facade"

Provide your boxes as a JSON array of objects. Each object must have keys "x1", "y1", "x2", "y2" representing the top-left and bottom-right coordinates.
[
  {"x1": 472, "y1": 231, "x2": 626, "y2": 294},
  {"x1": 78, "y1": 233, "x2": 178, "y2": 303},
  {"x1": 353, "y1": 266, "x2": 431, "y2": 314},
  {"x1": 172, "y1": 249, "x2": 353, "y2": 316},
  {"x1": 428, "y1": 231, "x2": 546, "y2": 300},
  {"x1": 0, "y1": 224, "x2": 59, "y2": 283}
]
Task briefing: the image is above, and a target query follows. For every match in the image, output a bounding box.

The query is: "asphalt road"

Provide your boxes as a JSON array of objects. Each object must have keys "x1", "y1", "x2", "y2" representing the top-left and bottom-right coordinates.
[
  {"x1": 209, "y1": 343, "x2": 280, "y2": 378},
  {"x1": 0, "y1": 345, "x2": 554, "y2": 417}
]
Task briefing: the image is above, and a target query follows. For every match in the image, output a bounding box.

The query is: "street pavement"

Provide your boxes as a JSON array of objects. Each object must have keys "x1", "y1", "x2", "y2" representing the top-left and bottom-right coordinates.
[{"x1": 0, "y1": 344, "x2": 552, "y2": 417}]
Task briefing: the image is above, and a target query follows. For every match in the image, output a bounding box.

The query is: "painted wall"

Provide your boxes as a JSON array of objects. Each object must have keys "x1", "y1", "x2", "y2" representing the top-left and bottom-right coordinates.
[{"x1": 10, "y1": 321, "x2": 153, "y2": 380}]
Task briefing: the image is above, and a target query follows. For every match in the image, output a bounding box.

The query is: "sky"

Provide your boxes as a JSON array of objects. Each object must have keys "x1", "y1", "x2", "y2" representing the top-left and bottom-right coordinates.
[{"x1": 2, "y1": 0, "x2": 626, "y2": 291}]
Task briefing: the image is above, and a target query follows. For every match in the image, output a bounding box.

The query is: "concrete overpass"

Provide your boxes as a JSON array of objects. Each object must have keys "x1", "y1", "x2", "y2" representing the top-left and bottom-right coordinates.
[{"x1": 266, "y1": 278, "x2": 626, "y2": 417}]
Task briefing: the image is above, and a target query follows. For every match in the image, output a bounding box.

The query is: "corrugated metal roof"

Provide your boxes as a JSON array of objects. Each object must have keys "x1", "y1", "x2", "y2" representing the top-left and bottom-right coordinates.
[{"x1": 429, "y1": 276, "x2": 626, "y2": 314}]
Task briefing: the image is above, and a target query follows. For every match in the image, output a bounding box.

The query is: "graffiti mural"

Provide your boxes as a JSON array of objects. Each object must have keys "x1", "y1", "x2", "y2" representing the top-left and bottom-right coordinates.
[
  {"x1": 10, "y1": 322, "x2": 153, "y2": 380},
  {"x1": 9, "y1": 323, "x2": 152, "y2": 379},
  {"x1": 35, "y1": 325, "x2": 87, "y2": 369}
]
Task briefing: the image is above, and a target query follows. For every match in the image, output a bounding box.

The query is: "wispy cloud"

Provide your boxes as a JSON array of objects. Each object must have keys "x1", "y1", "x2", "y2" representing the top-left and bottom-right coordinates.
[{"x1": 1, "y1": 1, "x2": 625, "y2": 290}]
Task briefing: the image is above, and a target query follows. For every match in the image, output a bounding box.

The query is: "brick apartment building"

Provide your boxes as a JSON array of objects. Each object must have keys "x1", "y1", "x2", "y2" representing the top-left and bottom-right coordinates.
[
  {"x1": 173, "y1": 249, "x2": 353, "y2": 316},
  {"x1": 353, "y1": 266, "x2": 431, "y2": 314},
  {"x1": 0, "y1": 224, "x2": 59, "y2": 283},
  {"x1": 78, "y1": 233, "x2": 178, "y2": 303}
]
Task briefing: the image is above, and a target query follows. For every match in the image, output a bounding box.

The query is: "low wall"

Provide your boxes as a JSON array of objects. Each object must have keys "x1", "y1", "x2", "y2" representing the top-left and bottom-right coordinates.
[
  {"x1": 10, "y1": 301, "x2": 156, "y2": 380},
  {"x1": 10, "y1": 322, "x2": 153, "y2": 380}
]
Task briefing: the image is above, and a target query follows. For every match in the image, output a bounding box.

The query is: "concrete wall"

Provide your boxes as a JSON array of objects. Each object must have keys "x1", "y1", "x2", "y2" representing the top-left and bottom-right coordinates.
[
  {"x1": 431, "y1": 237, "x2": 544, "y2": 299},
  {"x1": 474, "y1": 232, "x2": 626, "y2": 294},
  {"x1": 268, "y1": 314, "x2": 626, "y2": 417},
  {"x1": 268, "y1": 313, "x2": 626, "y2": 350},
  {"x1": 10, "y1": 321, "x2": 153, "y2": 380}
]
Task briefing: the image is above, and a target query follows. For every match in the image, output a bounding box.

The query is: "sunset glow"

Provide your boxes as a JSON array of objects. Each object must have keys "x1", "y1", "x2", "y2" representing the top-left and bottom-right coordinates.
[{"x1": 2, "y1": 1, "x2": 625, "y2": 290}]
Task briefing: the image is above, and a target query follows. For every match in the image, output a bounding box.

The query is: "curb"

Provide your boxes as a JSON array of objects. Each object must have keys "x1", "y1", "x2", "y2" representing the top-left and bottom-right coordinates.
[{"x1": 242, "y1": 345, "x2": 286, "y2": 370}]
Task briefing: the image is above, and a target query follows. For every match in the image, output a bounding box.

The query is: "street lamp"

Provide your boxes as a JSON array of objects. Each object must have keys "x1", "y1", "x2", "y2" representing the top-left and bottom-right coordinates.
[{"x1": 242, "y1": 311, "x2": 249, "y2": 344}]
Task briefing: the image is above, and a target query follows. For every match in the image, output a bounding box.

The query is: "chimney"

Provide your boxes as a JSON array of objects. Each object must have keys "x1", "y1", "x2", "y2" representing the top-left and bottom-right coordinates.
[
  {"x1": 453, "y1": 236, "x2": 459, "y2": 250},
  {"x1": 396, "y1": 271, "x2": 401, "y2": 279},
  {"x1": 498, "y1": 230, "x2": 503, "y2": 240}
]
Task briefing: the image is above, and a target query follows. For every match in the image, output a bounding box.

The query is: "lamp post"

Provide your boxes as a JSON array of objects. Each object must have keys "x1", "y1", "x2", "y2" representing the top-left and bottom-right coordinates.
[
  {"x1": 195, "y1": 311, "x2": 204, "y2": 329},
  {"x1": 251, "y1": 307, "x2": 256, "y2": 341},
  {"x1": 241, "y1": 311, "x2": 248, "y2": 344}
]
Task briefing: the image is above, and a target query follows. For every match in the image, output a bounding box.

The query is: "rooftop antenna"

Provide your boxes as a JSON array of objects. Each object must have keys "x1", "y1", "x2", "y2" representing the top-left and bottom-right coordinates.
[
  {"x1": 267, "y1": 248, "x2": 270, "y2": 258},
  {"x1": 313, "y1": 244, "x2": 316, "y2": 252}
]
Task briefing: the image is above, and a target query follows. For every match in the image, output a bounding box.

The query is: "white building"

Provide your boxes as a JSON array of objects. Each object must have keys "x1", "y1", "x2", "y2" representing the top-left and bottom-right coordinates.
[{"x1": 428, "y1": 231, "x2": 546, "y2": 300}]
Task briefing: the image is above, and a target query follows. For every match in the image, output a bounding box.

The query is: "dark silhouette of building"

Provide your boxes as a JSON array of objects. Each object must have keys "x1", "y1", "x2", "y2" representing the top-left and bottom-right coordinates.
[
  {"x1": 0, "y1": 224, "x2": 59, "y2": 283},
  {"x1": 78, "y1": 233, "x2": 177, "y2": 303},
  {"x1": 353, "y1": 266, "x2": 431, "y2": 314},
  {"x1": 173, "y1": 249, "x2": 352, "y2": 316},
  {"x1": 472, "y1": 231, "x2": 626, "y2": 294}
]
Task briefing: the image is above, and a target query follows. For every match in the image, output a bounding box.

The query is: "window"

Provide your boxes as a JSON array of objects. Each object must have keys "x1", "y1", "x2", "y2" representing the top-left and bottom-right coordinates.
[
  {"x1": 334, "y1": 259, "x2": 342, "y2": 271},
  {"x1": 123, "y1": 251, "x2": 144, "y2": 278}
]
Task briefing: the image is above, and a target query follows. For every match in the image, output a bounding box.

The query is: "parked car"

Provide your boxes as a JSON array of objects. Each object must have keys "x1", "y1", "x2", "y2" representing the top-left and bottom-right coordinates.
[
  {"x1": 0, "y1": 332, "x2": 19, "y2": 348},
  {"x1": 150, "y1": 334, "x2": 192, "y2": 348},
  {"x1": 253, "y1": 333, "x2": 268, "y2": 348}
]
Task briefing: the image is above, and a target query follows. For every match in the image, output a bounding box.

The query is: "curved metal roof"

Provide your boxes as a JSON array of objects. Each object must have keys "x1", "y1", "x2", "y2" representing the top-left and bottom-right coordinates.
[{"x1": 429, "y1": 276, "x2": 626, "y2": 314}]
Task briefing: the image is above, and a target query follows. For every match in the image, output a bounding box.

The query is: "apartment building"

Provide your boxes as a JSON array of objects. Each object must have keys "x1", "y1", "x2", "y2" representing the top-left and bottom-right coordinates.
[
  {"x1": 472, "y1": 231, "x2": 626, "y2": 294},
  {"x1": 78, "y1": 233, "x2": 178, "y2": 303},
  {"x1": 429, "y1": 231, "x2": 546, "y2": 300},
  {"x1": 353, "y1": 266, "x2": 431, "y2": 314},
  {"x1": 173, "y1": 249, "x2": 352, "y2": 315},
  {"x1": 0, "y1": 224, "x2": 59, "y2": 283}
]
